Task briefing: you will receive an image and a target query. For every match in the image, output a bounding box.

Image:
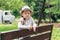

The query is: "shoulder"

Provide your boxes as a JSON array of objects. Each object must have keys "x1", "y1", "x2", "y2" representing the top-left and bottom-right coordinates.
[
  {"x1": 19, "y1": 17, "x2": 24, "y2": 22},
  {"x1": 20, "y1": 17, "x2": 24, "y2": 20},
  {"x1": 29, "y1": 17, "x2": 34, "y2": 22},
  {"x1": 30, "y1": 17, "x2": 34, "y2": 21}
]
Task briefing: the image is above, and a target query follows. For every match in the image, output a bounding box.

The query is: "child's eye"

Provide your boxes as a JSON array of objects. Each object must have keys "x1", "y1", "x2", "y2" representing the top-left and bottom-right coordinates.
[
  {"x1": 28, "y1": 12, "x2": 30, "y2": 14},
  {"x1": 25, "y1": 13, "x2": 26, "y2": 14},
  {"x1": 28, "y1": 13, "x2": 29, "y2": 14}
]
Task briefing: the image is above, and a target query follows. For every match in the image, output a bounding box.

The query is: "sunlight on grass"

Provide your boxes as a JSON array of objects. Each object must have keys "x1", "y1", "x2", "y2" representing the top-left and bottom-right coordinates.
[
  {"x1": 51, "y1": 27, "x2": 60, "y2": 40},
  {"x1": 0, "y1": 22, "x2": 18, "y2": 32}
]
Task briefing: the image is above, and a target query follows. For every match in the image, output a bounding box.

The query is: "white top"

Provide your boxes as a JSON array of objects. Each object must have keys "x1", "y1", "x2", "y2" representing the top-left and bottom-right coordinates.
[{"x1": 18, "y1": 17, "x2": 37, "y2": 29}]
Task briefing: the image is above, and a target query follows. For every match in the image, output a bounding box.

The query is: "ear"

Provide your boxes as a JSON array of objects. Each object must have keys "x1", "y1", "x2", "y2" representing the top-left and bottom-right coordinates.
[
  {"x1": 30, "y1": 10, "x2": 33, "y2": 16},
  {"x1": 30, "y1": 10, "x2": 33, "y2": 13},
  {"x1": 20, "y1": 11, "x2": 23, "y2": 16}
]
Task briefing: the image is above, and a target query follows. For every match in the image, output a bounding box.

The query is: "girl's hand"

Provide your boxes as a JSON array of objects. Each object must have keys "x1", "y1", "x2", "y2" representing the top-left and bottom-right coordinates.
[
  {"x1": 29, "y1": 26, "x2": 33, "y2": 31},
  {"x1": 29, "y1": 26, "x2": 37, "y2": 32},
  {"x1": 33, "y1": 26, "x2": 36, "y2": 32}
]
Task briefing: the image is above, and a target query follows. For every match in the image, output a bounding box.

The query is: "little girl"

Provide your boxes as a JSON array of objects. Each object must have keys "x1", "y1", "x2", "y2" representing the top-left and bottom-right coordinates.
[
  {"x1": 18, "y1": 5, "x2": 37, "y2": 40},
  {"x1": 18, "y1": 5, "x2": 37, "y2": 31}
]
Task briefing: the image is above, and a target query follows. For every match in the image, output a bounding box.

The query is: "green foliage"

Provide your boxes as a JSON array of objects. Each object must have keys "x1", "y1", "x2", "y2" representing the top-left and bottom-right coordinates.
[
  {"x1": 45, "y1": 0, "x2": 60, "y2": 14},
  {"x1": 0, "y1": 0, "x2": 60, "y2": 22},
  {"x1": 0, "y1": 0, "x2": 26, "y2": 17}
]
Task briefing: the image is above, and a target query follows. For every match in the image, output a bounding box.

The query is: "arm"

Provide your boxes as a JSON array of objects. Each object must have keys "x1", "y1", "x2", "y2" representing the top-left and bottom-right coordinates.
[
  {"x1": 31, "y1": 18, "x2": 37, "y2": 27},
  {"x1": 18, "y1": 22, "x2": 30, "y2": 29},
  {"x1": 31, "y1": 18, "x2": 37, "y2": 32}
]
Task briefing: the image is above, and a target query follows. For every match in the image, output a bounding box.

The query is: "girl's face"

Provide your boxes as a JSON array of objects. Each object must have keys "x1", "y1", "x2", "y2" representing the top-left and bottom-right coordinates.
[{"x1": 22, "y1": 10, "x2": 31, "y2": 19}]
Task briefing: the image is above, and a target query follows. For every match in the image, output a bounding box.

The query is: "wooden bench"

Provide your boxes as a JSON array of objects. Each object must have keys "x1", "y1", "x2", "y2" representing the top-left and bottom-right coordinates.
[{"x1": 0, "y1": 24, "x2": 53, "y2": 40}]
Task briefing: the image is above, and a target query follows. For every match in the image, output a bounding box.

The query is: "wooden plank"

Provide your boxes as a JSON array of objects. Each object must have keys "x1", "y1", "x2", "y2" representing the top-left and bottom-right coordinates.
[
  {"x1": 0, "y1": 24, "x2": 53, "y2": 40},
  {"x1": 49, "y1": 24, "x2": 53, "y2": 40},
  {"x1": 0, "y1": 33, "x2": 1, "y2": 40},
  {"x1": 0, "y1": 33, "x2": 3, "y2": 40},
  {"x1": 4, "y1": 33, "x2": 12, "y2": 40},
  {"x1": 12, "y1": 24, "x2": 53, "y2": 39},
  {"x1": 22, "y1": 32, "x2": 51, "y2": 40},
  {"x1": 36, "y1": 24, "x2": 53, "y2": 33}
]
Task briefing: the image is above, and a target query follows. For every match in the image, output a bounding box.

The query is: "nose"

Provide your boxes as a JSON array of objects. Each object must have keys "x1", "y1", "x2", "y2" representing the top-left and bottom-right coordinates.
[{"x1": 26, "y1": 13, "x2": 29, "y2": 15}]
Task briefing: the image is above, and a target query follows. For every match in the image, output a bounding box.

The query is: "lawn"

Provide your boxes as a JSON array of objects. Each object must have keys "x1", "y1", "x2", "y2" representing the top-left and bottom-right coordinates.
[
  {"x1": 51, "y1": 27, "x2": 60, "y2": 40},
  {"x1": 0, "y1": 21, "x2": 60, "y2": 40},
  {"x1": 0, "y1": 22, "x2": 18, "y2": 32}
]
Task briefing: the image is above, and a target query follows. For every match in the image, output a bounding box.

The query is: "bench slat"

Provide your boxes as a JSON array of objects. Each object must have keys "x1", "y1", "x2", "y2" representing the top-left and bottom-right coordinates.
[
  {"x1": 0, "y1": 24, "x2": 53, "y2": 40},
  {"x1": 22, "y1": 32, "x2": 51, "y2": 40}
]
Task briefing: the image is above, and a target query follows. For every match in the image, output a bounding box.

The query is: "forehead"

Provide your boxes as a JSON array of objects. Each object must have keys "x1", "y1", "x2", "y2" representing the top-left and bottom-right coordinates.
[{"x1": 23, "y1": 10, "x2": 31, "y2": 12}]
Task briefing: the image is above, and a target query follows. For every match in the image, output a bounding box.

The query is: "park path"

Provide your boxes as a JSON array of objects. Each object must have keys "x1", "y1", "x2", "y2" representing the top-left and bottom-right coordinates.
[{"x1": 40, "y1": 23, "x2": 60, "y2": 28}]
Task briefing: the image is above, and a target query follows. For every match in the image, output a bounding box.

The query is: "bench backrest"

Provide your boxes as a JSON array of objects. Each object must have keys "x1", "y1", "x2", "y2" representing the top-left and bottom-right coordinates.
[{"x1": 0, "y1": 24, "x2": 53, "y2": 40}]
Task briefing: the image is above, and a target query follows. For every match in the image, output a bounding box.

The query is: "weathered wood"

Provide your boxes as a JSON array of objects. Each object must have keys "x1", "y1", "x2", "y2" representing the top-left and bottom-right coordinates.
[
  {"x1": 0, "y1": 33, "x2": 1, "y2": 40},
  {"x1": 22, "y1": 32, "x2": 51, "y2": 40},
  {"x1": 0, "y1": 24, "x2": 53, "y2": 40}
]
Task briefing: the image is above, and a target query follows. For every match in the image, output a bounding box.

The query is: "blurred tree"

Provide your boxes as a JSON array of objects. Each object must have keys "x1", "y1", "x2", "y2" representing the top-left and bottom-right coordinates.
[
  {"x1": 47, "y1": 0, "x2": 60, "y2": 22},
  {"x1": 0, "y1": 0, "x2": 25, "y2": 17},
  {"x1": 0, "y1": 0, "x2": 60, "y2": 23}
]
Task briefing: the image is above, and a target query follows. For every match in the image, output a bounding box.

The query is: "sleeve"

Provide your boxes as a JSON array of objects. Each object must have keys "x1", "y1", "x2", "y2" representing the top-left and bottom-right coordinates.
[
  {"x1": 31, "y1": 18, "x2": 37, "y2": 27},
  {"x1": 18, "y1": 20, "x2": 30, "y2": 29}
]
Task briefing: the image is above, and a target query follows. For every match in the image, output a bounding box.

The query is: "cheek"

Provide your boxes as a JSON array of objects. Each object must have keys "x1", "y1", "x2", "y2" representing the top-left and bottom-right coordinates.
[
  {"x1": 28, "y1": 14, "x2": 31, "y2": 16},
  {"x1": 30, "y1": 14, "x2": 31, "y2": 16},
  {"x1": 22, "y1": 14, "x2": 26, "y2": 18}
]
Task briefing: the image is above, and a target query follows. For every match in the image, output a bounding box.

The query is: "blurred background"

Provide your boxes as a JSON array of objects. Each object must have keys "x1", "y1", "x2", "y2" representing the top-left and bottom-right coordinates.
[{"x1": 0, "y1": 0, "x2": 60, "y2": 40}]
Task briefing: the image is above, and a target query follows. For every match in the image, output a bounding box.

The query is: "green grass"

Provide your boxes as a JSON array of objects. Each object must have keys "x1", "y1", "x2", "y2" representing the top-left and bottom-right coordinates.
[
  {"x1": 0, "y1": 22, "x2": 18, "y2": 32},
  {"x1": 51, "y1": 27, "x2": 60, "y2": 40},
  {"x1": 0, "y1": 21, "x2": 60, "y2": 40}
]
